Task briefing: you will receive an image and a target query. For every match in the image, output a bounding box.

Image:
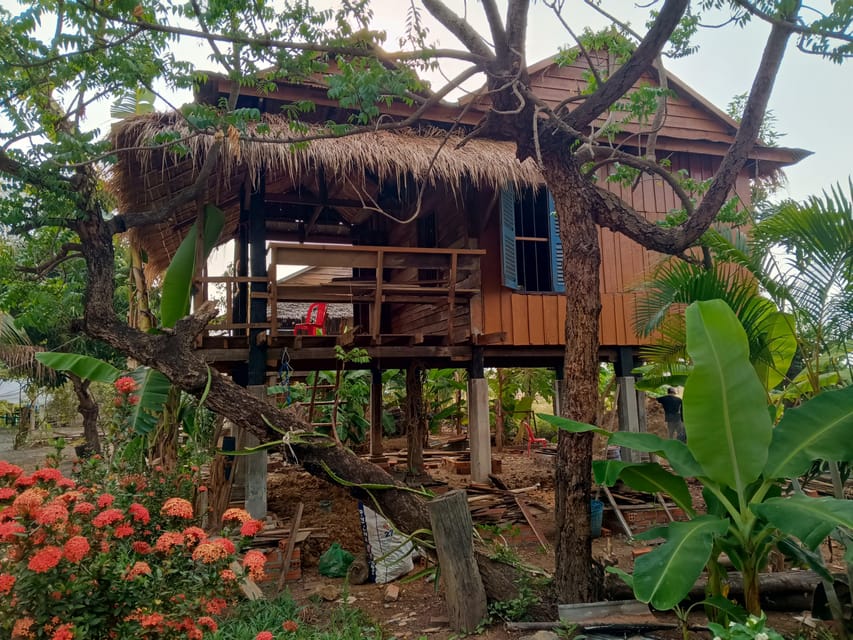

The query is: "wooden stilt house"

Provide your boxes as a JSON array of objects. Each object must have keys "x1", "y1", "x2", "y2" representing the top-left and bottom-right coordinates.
[{"x1": 112, "y1": 54, "x2": 807, "y2": 482}]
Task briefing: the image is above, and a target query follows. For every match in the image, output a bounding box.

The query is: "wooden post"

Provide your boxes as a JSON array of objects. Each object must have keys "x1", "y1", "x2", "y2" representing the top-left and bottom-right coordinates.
[
  {"x1": 368, "y1": 367, "x2": 385, "y2": 463},
  {"x1": 244, "y1": 385, "x2": 268, "y2": 519},
  {"x1": 427, "y1": 490, "x2": 488, "y2": 633},
  {"x1": 405, "y1": 364, "x2": 425, "y2": 475},
  {"x1": 468, "y1": 348, "x2": 491, "y2": 482},
  {"x1": 553, "y1": 366, "x2": 563, "y2": 415}
]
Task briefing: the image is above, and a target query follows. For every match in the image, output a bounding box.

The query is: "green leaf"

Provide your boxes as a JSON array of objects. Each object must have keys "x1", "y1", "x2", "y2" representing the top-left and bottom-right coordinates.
[
  {"x1": 633, "y1": 515, "x2": 729, "y2": 610},
  {"x1": 592, "y1": 461, "x2": 694, "y2": 515},
  {"x1": 127, "y1": 367, "x2": 172, "y2": 436},
  {"x1": 34, "y1": 352, "x2": 120, "y2": 383},
  {"x1": 537, "y1": 413, "x2": 609, "y2": 435},
  {"x1": 764, "y1": 385, "x2": 853, "y2": 478},
  {"x1": 751, "y1": 312, "x2": 796, "y2": 391},
  {"x1": 608, "y1": 431, "x2": 703, "y2": 478},
  {"x1": 754, "y1": 495, "x2": 853, "y2": 550},
  {"x1": 684, "y1": 300, "x2": 772, "y2": 496},
  {"x1": 160, "y1": 204, "x2": 225, "y2": 328}
]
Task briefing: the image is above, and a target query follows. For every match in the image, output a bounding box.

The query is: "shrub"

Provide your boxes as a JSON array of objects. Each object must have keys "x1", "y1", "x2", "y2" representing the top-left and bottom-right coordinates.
[{"x1": 0, "y1": 460, "x2": 266, "y2": 639}]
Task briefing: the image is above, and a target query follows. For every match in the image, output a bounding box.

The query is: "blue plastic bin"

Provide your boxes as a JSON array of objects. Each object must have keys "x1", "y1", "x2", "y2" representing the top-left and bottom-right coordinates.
[{"x1": 590, "y1": 499, "x2": 604, "y2": 538}]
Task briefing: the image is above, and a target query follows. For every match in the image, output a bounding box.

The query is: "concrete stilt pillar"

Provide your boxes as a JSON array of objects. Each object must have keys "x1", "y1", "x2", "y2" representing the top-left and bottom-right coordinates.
[
  {"x1": 468, "y1": 348, "x2": 490, "y2": 482},
  {"x1": 553, "y1": 366, "x2": 564, "y2": 415},
  {"x1": 244, "y1": 385, "x2": 268, "y2": 519},
  {"x1": 614, "y1": 348, "x2": 642, "y2": 463}
]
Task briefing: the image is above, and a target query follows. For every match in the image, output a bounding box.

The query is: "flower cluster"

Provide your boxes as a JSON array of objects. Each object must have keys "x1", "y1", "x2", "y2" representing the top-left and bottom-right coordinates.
[
  {"x1": 0, "y1": 460, "x2": 267, "y2": 639},
  {"x1": 254, "y1": 619, "x2": 300, "y2": 640}
]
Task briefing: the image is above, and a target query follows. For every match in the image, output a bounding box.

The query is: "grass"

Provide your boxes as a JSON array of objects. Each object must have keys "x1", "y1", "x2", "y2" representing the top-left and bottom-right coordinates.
[{"x1": 212, "y1": 593, "x2": 383, "y2": 640}]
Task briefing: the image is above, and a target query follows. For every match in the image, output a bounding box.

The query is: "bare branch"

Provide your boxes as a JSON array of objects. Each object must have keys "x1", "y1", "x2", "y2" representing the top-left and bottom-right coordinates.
[
  {"x1": 733, "y1": 0, "x2": 852, "y2": 45},
  {"x1": 17, "y1": 243, "x2": 84, "y2": 277},
  {"x1": 112, "y1": 139, "x2": 222, "y2": 232},
  {"x1": 480, "y1": 0, "x2": 509, "y2": 58},
  {"x1": 592, "y1": 11, "x2": 799, "y2": 254},
  {"x1": 504, "y1": 0, "x2": 530, "y2": 58},
  {"x1": 421, "y1": 0, "x2": 496, "y2": 60},
  {"x1": 86, "y1": 5, "x2": 487, "y2": 65}
]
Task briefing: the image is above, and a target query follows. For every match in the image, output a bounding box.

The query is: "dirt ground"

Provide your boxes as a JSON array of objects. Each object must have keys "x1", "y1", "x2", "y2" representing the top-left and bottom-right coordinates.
[{"x1": 0, "y1": 411, "x2": 843, "y2": 639}]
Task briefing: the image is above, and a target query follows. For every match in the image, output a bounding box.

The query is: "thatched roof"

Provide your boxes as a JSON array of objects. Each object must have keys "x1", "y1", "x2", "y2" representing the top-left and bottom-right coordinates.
[{"x1": 112, "y1": 113, "x2": 543, "y2": 272}]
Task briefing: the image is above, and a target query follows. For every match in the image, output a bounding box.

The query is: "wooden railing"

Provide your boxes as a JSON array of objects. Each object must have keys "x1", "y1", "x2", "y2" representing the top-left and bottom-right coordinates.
[{"x1": 195, "y1": 243, "x2": 485, "y2": 340}]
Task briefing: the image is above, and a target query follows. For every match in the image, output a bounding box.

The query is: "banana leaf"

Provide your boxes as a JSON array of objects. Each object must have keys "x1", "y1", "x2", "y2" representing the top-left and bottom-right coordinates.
[
  {"x1": 127, "y1": 367, "x2": 172, "y2": 436},
  {"x1": 633, "y1": 515, "x2": 729, "y2": 610},
  {"x1": 34, "y1": 352, "x2": 120, "y2": 384},
  {"x1": 160, "y1": 204, "x2": 225, "y2": 328},
  {"x1": 754, "y1": 495, "x2": 853, "y2": 550},
  {"x1": 683, "y1": 300, "x2": 772, "y2": 496},
  {"x1": 764, "y1": 385, "x2": 853, "y2": 479}
]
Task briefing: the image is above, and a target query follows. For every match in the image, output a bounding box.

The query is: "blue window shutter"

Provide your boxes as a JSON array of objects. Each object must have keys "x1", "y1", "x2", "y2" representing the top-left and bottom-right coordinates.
[
  {"x1": 500, "y1": 186, "x2": 519, "y2": 289},
  {"x1": 547, "y1": 191, "x2": 565, "y2": 292}
]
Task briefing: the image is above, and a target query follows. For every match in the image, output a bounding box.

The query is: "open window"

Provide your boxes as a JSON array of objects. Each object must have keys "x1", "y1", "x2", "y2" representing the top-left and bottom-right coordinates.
[{"x1": 500, "y1": 186, "x2": 565, "y2": 292}]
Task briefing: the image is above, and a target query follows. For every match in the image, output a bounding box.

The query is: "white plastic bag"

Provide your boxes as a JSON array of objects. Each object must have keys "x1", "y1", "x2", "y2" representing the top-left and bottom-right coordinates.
[{"x1": 357, "y1": 502, "x2": 414, "y2": 583}]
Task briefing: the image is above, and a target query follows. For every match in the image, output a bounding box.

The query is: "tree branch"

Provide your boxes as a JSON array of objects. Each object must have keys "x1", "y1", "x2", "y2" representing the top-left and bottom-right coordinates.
[
  {"x1": 591, "y1": 11, "x2": 799, "y2": 254},
  {"x1": 732, "y1": 0, "x2": 852, "y2": 45},
  {"x1": 88, "y1": 6, "x2": 487, "y2": 65},
  {"x1": 112, "y1": 139, "x2": 222, "y2": 232},
  {"x1": 504, "y1": 0, "x2": 530, "y2": 60},
  {"x1": 480, "y1": 0, "x2": 508, "y2": 59},
  {"x1": 421, "y1": 0, "x2": 495, "y2": 61},
  {"x1": 565, "y1": 0, "x2": 688, "y2": 132},
  {"x1": 17, "y1": 244, "x2": 84, "y2": 277}
]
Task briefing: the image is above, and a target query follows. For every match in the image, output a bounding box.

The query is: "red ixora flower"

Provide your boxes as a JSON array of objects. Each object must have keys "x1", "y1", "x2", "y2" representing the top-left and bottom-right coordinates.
[
  {"x1": 0, "y1": 521, "x2": 25, "y2": 542},
  {"x1": 114, "y1": 376, "x2": 137, "y2": 394},
  {"x1": 282, "y1": 619, "x2": 299, "y2": 632},
  {"x1": 0, "y1": 572, "x2": 15, "y2": 595},
  {"x1": 160, "y1": 497, "x2": 193, "y2": 519},
  {"x1": 0, "y1": 460, "x2": 23, "y2": 479},
  {"x1": 62, "y1": 536, "x2": 90, "y2": 563},
  {"x1": 31, "y1": 468, "x2": 63, "y2": 484},
  {"x1": 242, "y1": 549, "x2": 266, "y2": 581},
  {"x1": 240, "y1": 519, "x2": 264, "y2": 537},
  {"x1": 96, "y1": 493, "x2": 115, "y2": 509},
  {"x1": 124, "y1": 561, "x2": 152, "y2": 580},
  {"x1": 92, "y1": 508, "x2": 124, "y2": 528},
  {"x1": 128, "y1": 503, "x2": 150, "y2": 524},
  {"x1": 28, "y1": 545, "x2": 63, "y2": 573},
  {"x1": 255, "y1": 632, "x2": 274, "y2": 640},
  {"x1": 222, "y1": 507, "x2": 252, "y2": 524},
  {"x1": 50, "y1": 622, "x2": 75, "y2": 640}
]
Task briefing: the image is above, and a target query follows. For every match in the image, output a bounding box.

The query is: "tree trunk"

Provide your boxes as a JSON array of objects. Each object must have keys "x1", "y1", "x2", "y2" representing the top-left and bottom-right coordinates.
[
  {"x1": 544, "y1": 155, "x2": 603, "y2": 603},
  {"x1": 70, "y1": 373, "x2": 101, "y2": 455},
  {"x1": 405, "y1": 363, "x2": 426, "y2": 476}
]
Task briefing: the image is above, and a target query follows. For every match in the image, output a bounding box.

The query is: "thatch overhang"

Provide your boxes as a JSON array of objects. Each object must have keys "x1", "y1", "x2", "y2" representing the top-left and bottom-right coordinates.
[{"x1": 112, "y1": 112, "x2": 543, "y2": 273}]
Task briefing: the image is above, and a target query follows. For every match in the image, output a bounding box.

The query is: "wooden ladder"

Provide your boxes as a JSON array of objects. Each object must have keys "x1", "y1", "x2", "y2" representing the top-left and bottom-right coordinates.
[{"x1": 304, "y1": 367, "x2": 343, "y2": 444}]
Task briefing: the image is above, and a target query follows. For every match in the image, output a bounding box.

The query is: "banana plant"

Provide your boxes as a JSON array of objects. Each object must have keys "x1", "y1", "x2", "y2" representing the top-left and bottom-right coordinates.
[{"x1": 541, "y1": 300, "x2": 853, "y2": 616}]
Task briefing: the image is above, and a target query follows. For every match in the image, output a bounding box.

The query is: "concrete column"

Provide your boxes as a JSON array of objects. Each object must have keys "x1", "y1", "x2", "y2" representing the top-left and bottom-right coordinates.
[
  {"x1": 468, "y1": 348, "x2": 490, "y2": 482},
  {"x1": 616, "y1": 377, "x2": 641, "y2": 463},
  {"x1": 368, "y1": 367, "x2": 386, "y2": 462},
  {"x1": 244, "y1": 385, "x2": 268, "y2": 519},
  {"x1": 614, "y1": 348, "x2": 641, "y2": 463}
]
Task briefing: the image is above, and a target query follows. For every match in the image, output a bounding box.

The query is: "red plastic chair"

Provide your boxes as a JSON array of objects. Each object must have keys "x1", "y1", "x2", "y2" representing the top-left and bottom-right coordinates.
[
  {"x1": 293, "y1": 302, "x2": 327, "y2": 336},
  {"x1": 523, "y1": 420, "x2": 548, "y2": 456}
]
